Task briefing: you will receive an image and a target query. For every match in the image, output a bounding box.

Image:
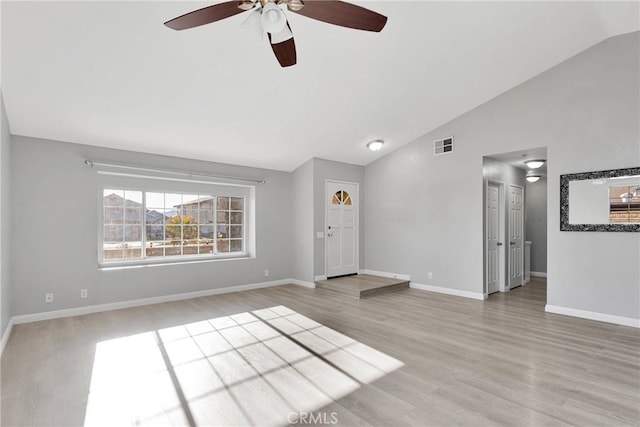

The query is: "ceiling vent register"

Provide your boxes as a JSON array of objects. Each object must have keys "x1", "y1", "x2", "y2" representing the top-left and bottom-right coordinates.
[{"x1": 433, "y1": 137, "x2": 454, "y2": 156}]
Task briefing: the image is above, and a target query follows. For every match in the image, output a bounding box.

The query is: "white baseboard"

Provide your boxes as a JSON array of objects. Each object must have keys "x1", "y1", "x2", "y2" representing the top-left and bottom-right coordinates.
[
  {"x1": 0, "y1": 317, "x2": 14, "y2": 359},
  {"x1": 12, "y1": 279, "x2": 309, "y2": 325},
  {"x1": 545, "y1": 304, "x2": 639, "y2": 328},
  {"x1": 359, "y1": 269, "x2": 411, "y2": 281},
  {"x1": 314, "y1": 275, "x2": 327, "y2": 282},
  {"x1": 531, "y1": 271, "x2": 547, "y2": 278},
  {"x1": 290, "y1": 279, "x2": 316, "y2": 289},
  {"x1": 410, "y1": 283, "x2": 486, "y2": 301}
]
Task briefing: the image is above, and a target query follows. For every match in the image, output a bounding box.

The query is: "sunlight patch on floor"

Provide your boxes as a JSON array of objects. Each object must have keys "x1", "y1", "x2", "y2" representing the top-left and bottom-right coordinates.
[{"x1": 84, "y1": 306, "x2": 404, "y2": 426}]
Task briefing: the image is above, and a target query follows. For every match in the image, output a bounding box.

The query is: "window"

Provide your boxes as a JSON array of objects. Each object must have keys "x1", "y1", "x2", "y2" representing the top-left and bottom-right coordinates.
[
  {"x1": 102, "y1": 189, "x2": 245, "y2": 264},
  {"x1": 609, "y1": 185, "x2": 640, "y2": 224},
  {"x1": 331, "y1": 190, "x2": 352, "y2": 205}
]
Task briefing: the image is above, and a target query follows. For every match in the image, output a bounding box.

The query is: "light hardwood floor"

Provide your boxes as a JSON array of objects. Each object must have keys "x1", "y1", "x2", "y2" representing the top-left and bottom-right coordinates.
[{"x1": 2, "y1": 278, "x2": 639, "y2": 426}]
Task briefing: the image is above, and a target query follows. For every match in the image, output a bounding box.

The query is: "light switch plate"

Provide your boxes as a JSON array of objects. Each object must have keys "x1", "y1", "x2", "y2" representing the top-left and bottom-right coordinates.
[{"x1": 316, "y1": 232, "x2": 324, "y2": 239}]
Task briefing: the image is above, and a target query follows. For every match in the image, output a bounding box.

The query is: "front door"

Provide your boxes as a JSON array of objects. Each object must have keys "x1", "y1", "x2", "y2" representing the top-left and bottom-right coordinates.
[
  {"x1": 508, "y1": 185, "x2": 524, "y2": 289},
  {"x1": 326, "y1": 181, "x2": 358, "y2": 278},
  {"x1": 486, "y1": 183, "x2": 502, "y2": 294}
]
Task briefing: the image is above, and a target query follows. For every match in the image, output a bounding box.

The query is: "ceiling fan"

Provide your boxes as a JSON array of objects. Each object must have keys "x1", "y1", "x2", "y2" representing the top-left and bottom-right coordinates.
[{"x1": 164, "y1": 0, "x2": 387, "y2": 67}]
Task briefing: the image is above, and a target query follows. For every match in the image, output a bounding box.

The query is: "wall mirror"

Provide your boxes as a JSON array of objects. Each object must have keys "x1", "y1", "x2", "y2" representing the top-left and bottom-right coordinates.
[{"x1": 560, "y1": 167, "x2": 640, "y2": 232}]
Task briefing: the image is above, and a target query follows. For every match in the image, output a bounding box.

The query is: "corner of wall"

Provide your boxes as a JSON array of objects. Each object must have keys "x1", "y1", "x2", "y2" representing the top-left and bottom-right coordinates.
[{"x1": 0, "y1": 91, "x2": 13, "y2": 342}]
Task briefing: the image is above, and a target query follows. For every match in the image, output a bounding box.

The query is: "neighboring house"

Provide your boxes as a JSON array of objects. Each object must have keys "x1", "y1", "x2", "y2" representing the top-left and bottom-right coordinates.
[
  {"x1": 174, "y1": 196, "x2": 216, "y2": 238},
  {"x1": 103, "y1": 193, "x2": 166, "y2": 240},
  {"x1": 610, "y1": 185, "x2": 640, "y2": 223},
  {"x1": 176, "y1": 196, "x2": 214, "y2": 219}
]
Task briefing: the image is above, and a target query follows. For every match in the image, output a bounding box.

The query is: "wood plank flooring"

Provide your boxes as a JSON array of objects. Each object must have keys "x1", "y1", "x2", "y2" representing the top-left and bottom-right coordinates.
[
  {"x1": 315, "y1": 274, "x2": 409, "y2": 298},
  {"x1": 2, "y1": 277, "x2": 639, "y2": 426}
]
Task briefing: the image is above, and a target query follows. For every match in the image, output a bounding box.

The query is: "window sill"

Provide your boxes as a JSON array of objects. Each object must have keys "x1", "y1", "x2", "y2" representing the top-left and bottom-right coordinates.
[{"x1": 98, "y1": 253, "x2": 252, "y2": 270}]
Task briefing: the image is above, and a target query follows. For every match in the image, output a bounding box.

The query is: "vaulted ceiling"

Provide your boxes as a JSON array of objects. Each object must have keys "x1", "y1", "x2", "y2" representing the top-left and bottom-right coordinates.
[{"x1": 2, "y1": 1, "x2": 638, "y2": 171}]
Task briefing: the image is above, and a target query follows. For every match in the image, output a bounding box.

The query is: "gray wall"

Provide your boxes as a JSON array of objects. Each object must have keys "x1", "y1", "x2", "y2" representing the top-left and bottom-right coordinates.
[
  {"x1": 526, "y1": 177, "x2": 547, "y2": 273},
  {"x1": 291, "y1": 159, "x2": 314, "y2": 283},
  {"x1": 313, "y1": 158, "x2": 365, "y2": 278},
  {"x1": 1, "y1": 94, "x2": 11, "y2": 336},
  {"x1": 10, "y1": 136, "x2": 293, "y2": 316},
  {"x1": 365, "y1": 32, "x2": 639, "y2": 319}
]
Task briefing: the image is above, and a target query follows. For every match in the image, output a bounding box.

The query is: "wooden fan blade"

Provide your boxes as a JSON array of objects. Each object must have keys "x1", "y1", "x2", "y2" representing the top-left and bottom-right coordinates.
[
  {"x1": 290, "y1": 0, "x2": 387, "y2": 32},
  {"x1": 164, "y1": 1, "x2": 247, "y2": 30},
  {"x1": 268, "y1": 30, "x2": 297, "y2": 67}
]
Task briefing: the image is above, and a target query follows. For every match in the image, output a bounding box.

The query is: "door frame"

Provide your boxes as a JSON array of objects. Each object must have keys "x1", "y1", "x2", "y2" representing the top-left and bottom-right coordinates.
[
  {"x1": 508, "y1": 183, "x2": 525, "y2": 290},
  {"x1": 485, "y1": 180, "x2": 506, "y2": 294},
  {"x1": 324, "y1": 179, "x2": 359, "y2": 278}
]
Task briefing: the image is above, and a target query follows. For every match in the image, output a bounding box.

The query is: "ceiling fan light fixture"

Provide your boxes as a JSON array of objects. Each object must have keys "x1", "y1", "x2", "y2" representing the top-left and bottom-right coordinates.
[
  {"x1": 270, "y1": 25, "x2": 293, "y2": 44},
  {"x1": 238, "y1": 0, "x2": 256, "y2": 11},
  {"x1": 367, "y1": 139, "x2": 384, "y2": 152},
  {"x1": 241, "y1": 8, "x2": 264, "y2": 38},
  {"x1": 526, "y1": 175, "x2": 541, "y2": 183},
  {"x1": 286, "y1": 0, "x2": 305, "y2": 11},
  {"x1": 524, "y1": 159, "x2": 546, "y2": 169},
  {"x1": 261, "y1": 2, "x2": 287, "y2": 34}
]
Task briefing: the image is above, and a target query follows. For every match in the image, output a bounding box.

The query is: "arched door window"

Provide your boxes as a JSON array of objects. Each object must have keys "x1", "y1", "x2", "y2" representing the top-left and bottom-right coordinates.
[{"x1": 331, "y1": 190, "x2": 352, "y2": 206}]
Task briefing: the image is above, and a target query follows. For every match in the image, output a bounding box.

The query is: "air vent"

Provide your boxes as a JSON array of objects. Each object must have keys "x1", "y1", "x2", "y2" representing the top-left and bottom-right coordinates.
[{"x1": 433, "y1": 137, "x2": 454, "y2": 156}]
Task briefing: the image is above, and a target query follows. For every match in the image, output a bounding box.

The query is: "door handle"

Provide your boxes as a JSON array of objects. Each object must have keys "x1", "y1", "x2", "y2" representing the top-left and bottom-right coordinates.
[
  {"x1": 496, "y1": 242, "x2": 503, "y2": 246},
  {"x1": 510, "y1": 241, "x2": 516, "y2": 245}
]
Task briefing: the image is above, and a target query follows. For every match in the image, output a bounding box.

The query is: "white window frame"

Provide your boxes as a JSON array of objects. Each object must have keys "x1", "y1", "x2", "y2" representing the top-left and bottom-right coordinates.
[{"x1": 97, "y1": 176, "x2": 255, "y2": 268}]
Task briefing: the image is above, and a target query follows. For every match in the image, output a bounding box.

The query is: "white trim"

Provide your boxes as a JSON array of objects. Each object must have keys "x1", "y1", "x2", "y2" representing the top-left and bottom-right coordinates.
[
  {"x1": 359, "y1": 269, "x2": 411, "y2": 281},
  {"x1": 410, "y1": 282, "x2": 487, "y2": 301},
  {"x1": 289, "y1": 279, "x2": 317, "y2": 289},
  {"x1": 0, "y1": 317, "x2": 14, "y2": 358},
  {"x1": 531, "y1": 271, "x2": 547, "y2": 278},
  {"x1": 12, "y1": 279, "x2": 307, "y2": 325},
  {"x1": 545, "y1": 305, "x2": 639, "y2": 328},
  {"x1": 314, "y1": 275, "x2": 327, "y2": 282}
]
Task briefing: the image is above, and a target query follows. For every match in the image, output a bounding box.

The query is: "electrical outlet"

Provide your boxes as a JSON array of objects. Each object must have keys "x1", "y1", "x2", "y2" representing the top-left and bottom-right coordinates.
[
  {"x1": 80, "y1": 289, "x2": 88, "y2": 299},
  {"x1": 428, "y1": 272, "x2": 433, "y2": 280},
  {"x1": 45, "y1": 293, "x2": 54, "y2": 303},
  {"x1": 264, "y1": 269, "x2": 270, "y2": 277}
]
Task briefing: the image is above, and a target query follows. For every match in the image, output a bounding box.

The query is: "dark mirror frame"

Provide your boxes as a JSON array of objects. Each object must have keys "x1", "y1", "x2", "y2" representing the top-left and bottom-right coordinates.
[{"x1": 560, "y1": 166, "x2": 640, "y2": 232}]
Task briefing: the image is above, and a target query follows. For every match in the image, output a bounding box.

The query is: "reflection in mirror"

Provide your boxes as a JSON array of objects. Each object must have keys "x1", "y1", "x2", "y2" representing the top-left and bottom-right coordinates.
[
  {"x1": 560, "y1": 167, "x2": 640, "y2": 232},
  {"x1": 568, "y1": 176, "x2": 640, "y2": 224}
]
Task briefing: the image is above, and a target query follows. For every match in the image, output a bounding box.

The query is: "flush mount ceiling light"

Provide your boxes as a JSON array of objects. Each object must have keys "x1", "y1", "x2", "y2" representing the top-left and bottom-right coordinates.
[
  {"x1": 526, "y1": 175, "x2": 541, "y2": 183},
  {"x1": 524, "y1": 159, "x2": 546, "y2": 169},
  {"x1": 367, "y1": 139, "x2": 384, "y2": 152}
]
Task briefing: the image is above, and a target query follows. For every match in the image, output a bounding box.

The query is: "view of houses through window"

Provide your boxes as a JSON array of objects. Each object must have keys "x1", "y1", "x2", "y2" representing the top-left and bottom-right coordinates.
[
  {"x1": 609, "y1": 185, "x2": 640, "y2": 224},
  {"x1": 103, "y1": 189, "x2": 244, "y2": 262}
]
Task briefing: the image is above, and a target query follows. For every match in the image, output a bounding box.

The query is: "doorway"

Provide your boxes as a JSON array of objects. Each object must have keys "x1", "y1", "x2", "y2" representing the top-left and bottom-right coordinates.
[
  {"x1": 483, "y1": 147, "x2": 547, "y2": 301},
  {"x1": 325, "y1": 180, "x2": 359, "y2": 278}
]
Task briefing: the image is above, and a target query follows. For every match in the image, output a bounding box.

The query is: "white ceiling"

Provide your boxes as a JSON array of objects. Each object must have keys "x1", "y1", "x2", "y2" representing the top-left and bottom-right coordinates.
[
  {"x1": 2, "y1": 1, "x2": 638, "y2": 171},
  {"x1": 486, "y1": 146, "x2": 548, "y2": 176}
]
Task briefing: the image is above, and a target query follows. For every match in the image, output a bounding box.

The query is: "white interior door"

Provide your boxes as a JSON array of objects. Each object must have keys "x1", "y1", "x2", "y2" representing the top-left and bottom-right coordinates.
[
  {"x1": 508, "y1": 185, "x2": 524, "y2": 289},
  {"x1": 326, "y1": 181, "x2": 358, "y2": 278},
  {"x1": 486, "y1": 183, "x2": 502, "y2": 294}
]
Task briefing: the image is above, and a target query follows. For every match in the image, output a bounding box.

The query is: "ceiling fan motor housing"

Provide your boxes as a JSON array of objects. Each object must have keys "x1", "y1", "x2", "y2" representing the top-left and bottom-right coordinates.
[{"x1": 261, "y1": 2, "x2": 287, "y2": 33}]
